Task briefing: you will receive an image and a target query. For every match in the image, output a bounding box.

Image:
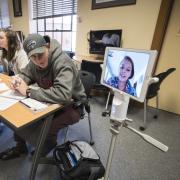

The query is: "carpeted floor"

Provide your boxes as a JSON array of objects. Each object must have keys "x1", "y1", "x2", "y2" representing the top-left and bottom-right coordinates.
[{"x1": 0, "y1": 96, "x2": 180, "y2": 180}]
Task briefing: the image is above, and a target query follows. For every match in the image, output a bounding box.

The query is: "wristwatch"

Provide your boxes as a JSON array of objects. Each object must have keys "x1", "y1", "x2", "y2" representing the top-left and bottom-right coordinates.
[{"x1": 26, "y1": 88, "x2": 31, "y2": 98}]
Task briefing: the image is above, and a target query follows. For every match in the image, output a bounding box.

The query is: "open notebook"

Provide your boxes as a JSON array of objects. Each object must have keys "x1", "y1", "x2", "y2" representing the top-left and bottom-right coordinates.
[
  {"x1": 0, "y1": 89, "x2": 48, "y2": 111},
  {"x1": 0, "y1": 89, "x2": 25, "y2": 100},
  {"x1": 20, "y1": 98, "x2": 48, "y2": 111}
]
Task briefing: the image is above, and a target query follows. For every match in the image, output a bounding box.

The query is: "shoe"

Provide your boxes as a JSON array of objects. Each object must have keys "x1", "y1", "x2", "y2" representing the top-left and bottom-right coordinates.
[{"x1": 0, "y1": 145, "x2": 28, "y2": 160}]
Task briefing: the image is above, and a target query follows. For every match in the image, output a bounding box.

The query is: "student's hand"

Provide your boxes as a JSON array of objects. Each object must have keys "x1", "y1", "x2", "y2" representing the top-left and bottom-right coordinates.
[
  {"x1": 11, "y1": 76, "x2": 28, "y2": 96},
  {"x1": 11, "y1": 76, "x2": 21, "y2": 89}
]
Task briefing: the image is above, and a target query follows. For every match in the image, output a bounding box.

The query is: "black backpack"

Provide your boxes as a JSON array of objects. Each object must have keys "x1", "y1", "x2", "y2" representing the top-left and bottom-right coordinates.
[{"x1": 53, "y1": 141, "x2": 105, "y2": 180}]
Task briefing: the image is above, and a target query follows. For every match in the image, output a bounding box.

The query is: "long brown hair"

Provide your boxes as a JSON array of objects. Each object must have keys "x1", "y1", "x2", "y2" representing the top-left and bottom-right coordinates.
[{"x1": 0, "y1": 28, "x2": 20, "y2": 62}]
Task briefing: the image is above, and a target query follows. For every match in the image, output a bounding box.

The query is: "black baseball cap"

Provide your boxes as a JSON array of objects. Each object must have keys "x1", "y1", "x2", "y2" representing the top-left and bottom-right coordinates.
[{"x1": 23, "y1": 34, "x2": 46, "y2": 58}]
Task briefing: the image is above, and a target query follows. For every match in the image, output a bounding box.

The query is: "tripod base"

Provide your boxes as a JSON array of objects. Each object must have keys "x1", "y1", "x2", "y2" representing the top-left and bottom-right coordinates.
[
  {"x1": 102, "y1": 110, "x2": 110, "y2": 117},
  {"x1": 139, "y1": 126, "x2": 146, "y2": 131}
]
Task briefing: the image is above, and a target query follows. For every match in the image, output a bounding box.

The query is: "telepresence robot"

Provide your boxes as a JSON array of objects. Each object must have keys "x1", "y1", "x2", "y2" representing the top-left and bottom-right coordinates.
[{"x1": 99, "y1": 47, "x2": 168, "y2": 180}]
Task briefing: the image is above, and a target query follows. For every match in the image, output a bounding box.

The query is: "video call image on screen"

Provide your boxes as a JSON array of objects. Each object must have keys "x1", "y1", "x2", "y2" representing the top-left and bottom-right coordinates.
[
  {"x1": 102, "y1": 48, "x2": 154, "y2": 100},
  {"x1": 89, "y1": 30, "x2": 122, "y2": 55}
]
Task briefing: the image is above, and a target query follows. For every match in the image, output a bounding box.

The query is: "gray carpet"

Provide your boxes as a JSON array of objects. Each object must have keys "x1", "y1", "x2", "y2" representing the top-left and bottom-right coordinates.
[{"x1": 0, "y1": 96, "x2": 180, "y2": 180}]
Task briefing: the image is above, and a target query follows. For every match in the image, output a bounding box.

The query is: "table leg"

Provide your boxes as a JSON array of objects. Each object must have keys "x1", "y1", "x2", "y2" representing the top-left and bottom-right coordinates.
[{"x1": 29, "y1": 114, "x2": 54, "y2": 180}]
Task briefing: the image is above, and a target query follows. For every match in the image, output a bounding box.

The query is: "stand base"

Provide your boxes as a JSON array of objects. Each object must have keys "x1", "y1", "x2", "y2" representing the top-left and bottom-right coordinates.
[
  {"x1": 102, "y1": 110, "x2": 110, "y2": 117},
  {"x1": 139, "y1": 126, "x2": 146, "y2": 131}
]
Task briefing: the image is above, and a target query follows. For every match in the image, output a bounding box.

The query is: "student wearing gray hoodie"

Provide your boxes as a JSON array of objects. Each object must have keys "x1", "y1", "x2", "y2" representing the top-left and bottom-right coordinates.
[{"x1": 0, "y1": 34, "x2": 86, "y2": 160}]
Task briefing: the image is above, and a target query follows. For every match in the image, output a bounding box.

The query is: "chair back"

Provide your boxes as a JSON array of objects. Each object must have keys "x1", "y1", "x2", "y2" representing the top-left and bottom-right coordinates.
[
  {"x1": 81, "y1": 60, "x2": 102, "y2": 86},
  {"x1": 79, "y1": 70, "x2": 96, "y2": 98},
  {"x1": 146, "y1": 68, "x2": 176, "y2": 99}
]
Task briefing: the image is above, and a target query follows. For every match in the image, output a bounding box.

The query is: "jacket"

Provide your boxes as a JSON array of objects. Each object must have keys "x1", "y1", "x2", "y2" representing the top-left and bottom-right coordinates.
[
  {"x1": 0, "y1": 49, "x2": 29, "y2": 75},
  {"x1": 20, "y1": 39, "x2": 86, "y2": 104}
]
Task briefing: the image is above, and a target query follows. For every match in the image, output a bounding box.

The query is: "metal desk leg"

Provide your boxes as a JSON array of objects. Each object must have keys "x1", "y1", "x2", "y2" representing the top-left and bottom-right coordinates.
[{"x1": 29, "y1": 114, "x2": 54, "y2": 180}]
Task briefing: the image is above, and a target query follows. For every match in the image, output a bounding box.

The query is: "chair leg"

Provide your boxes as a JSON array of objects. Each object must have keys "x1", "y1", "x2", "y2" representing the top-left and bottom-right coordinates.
[
  {"x1": 153, "y1": 93, "x2": 159, "y2": 119},
  {"x1": 139, "y1": 98, "x2": 147, "y2": 131},
  {"x1": 88, "y1": 113, "x2": 94, "y2": 145},
  {"x1": 64, "y1": 126, "x2": 69, "y2": 143}
]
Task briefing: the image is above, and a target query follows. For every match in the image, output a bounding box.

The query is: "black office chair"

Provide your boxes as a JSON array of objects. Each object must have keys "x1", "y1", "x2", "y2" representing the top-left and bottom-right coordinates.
[
  {"x1": 139, "y1": 67, "x2": 176, "y2": 131},
  {"x1": 81, "y1": 60, "x2": 104, "y2": 89},
  {"x1": 64, "y1": 70, "x2": 96, "y2": 145}
]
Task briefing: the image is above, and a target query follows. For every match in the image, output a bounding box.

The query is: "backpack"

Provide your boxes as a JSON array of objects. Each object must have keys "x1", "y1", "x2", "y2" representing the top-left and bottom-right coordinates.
[{"x1": 53, "y1": 141, "x2": 105, "y2": 180}]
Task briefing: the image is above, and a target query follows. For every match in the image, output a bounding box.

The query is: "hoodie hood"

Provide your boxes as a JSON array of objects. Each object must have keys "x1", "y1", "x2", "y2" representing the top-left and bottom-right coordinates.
[{"x1": 47, "y1": 39, "x2": 62, "y2": 68}]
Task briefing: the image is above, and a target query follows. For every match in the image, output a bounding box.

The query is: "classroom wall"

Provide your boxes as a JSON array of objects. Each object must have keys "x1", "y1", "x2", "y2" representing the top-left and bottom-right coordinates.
[
  {"x1": 76, "y1": 0, "x2": 161, "y2": 56},
  {"x1": 148, "y1": 0, "x2": 180, "y2": 114},
  {"x1": 7, "y1": 0, "x2": 180, "y2": 114},
  {"x1": 76, "y1": 0, "x2": 180, "y2": 115},
  {"x1": 8, "y1": 0, "x2": 29, "y2": 36}
]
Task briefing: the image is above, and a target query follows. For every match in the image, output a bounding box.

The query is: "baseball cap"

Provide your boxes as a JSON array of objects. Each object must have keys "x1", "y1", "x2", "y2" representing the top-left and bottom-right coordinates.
[{"x1": 23, "y1": 34, "x2": 47, "y2": 58}]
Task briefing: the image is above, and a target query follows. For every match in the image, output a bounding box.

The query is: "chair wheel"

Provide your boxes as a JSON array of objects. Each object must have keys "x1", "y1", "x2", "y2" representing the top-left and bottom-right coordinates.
[
  {"x1": 102, "y1": 110, "x2": 110, "y2": 117},
  {"x1": 139, "y1": 126, "x2": 146, "y2": 131},
  {"x1": 90, "y1": 141, "x2": 94, "y2": 146},
  {"x1": 153, "y1": 115, "x2": 158, "y2": 119}
]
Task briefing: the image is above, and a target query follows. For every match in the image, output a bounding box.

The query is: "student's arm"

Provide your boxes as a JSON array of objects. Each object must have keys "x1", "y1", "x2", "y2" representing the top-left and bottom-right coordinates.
[
  {"x1": 15, "y1": 49, "x2": 29, "y2": 74},
  {"x1": 29, "y1": 65, "x2": 75, "y2": 104},
  {"x1": 19, "y1": 61, "x2": 36, "y2": 85}
]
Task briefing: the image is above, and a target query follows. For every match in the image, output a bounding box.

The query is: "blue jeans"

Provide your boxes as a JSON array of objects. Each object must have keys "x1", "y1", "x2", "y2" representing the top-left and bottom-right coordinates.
[{"x1": 0, "y1": 65, "x2": 4, "y2": 73}]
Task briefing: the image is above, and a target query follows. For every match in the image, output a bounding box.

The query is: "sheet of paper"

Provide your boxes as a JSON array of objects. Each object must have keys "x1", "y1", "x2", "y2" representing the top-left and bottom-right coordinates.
[
  {"x1": 0, "y1": 96, "x2": 18, "y2": 111},
  {"x1": 0, "y1": 83, "x2": 10, "y2": 91},
  {"x1": 20, "y1": 98, "x2": 48, "y2": 111},
  {"x1": 0, "y1": 89, "x2": 26, "y2": 100}
]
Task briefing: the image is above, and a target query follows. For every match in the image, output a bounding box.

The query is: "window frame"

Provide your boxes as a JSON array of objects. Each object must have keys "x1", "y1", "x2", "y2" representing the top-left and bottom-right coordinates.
[{"x1": 31, "y1": 0, "x2": 77, "y2": 52}]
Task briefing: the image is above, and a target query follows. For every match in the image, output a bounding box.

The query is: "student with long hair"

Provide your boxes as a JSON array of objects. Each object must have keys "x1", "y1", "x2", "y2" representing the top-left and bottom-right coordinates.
[
  {"x1": 0, "y1": 28, "x2": 28, "y2": 133},
  {"x1": 0, "y1": 28, "x2": 28, "y2": 75}
]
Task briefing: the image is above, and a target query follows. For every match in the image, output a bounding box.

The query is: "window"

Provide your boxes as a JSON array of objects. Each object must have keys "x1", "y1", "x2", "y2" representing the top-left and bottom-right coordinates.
[{"x1": 31, "y1": 0, "x2": 77, "y2": 52}]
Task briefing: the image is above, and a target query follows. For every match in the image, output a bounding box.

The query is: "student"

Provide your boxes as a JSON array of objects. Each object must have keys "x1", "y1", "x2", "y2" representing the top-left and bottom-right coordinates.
[
  {"x1": 0, "y1": 28, "x2": 28, "y2": 75},
  {"x1": 0, "y1": 34, "x2": 86, "y2": 160},
  {"x1": 0, "y1": 29, "x2": 29, "y2": 134},
  {"x1": 107, "y1": 56, "x2": 136, "y2": 96}
]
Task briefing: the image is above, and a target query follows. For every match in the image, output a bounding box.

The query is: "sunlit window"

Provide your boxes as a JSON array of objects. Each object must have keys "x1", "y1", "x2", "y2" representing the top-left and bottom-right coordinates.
[{"x1": 31, "y1": 0, "x2": 77, "y2": 52}]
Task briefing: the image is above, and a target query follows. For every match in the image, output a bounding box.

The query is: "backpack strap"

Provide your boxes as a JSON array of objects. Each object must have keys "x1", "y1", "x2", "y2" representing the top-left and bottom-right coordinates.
[{"x1": 70, "y1": 141, "x2": 83, "y2": 153}]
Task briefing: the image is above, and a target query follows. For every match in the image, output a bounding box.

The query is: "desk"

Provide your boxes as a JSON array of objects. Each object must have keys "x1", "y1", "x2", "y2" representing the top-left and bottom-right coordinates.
[
  {"x1": 0, "y1": 73, "x2": 62, "y2": 180},
  {"x1": 73, "y1": 55, "x2": 103, "y2": 70}
]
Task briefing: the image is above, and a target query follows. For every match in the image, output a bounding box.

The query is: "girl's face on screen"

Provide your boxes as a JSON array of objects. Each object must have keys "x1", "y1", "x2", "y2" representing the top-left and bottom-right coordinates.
[{"x1": 119, "y1": 59, "x2": 132, "y2": 82}]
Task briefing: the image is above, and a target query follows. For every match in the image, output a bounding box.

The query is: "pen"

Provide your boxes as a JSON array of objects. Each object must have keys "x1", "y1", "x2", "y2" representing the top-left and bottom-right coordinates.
[{"x1": 20, "y1": 100, "x2": 37, "y2": 111}]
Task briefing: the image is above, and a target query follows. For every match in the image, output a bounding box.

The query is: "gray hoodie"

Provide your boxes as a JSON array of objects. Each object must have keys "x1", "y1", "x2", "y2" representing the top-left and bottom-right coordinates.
[{"x1": 20, "y1": 39, "x2": 86, "y2": 104}]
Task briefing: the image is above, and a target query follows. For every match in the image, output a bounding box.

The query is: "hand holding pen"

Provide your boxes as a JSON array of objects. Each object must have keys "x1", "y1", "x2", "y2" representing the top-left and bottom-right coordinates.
[
  {"x1": 10, "y1": 76, "x2": 28, "y2": 96},
  {"x1": 11, "y1": 76, "x2": 22, "y2": 89}
]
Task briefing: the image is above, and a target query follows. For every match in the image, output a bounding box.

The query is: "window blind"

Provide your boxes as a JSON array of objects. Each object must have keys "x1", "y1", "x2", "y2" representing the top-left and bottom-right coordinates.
[{"x1": 33, "y1": 0, "x2": 77, "y2": 19}]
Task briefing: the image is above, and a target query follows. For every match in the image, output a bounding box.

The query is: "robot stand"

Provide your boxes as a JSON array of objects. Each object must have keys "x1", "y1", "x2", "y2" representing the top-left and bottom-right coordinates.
[
  {"x1": 102, "y1": 91, "x2": 168, "y2": 180},
  {"x1": 102, "y1": 91, "x2": 111, "y2": 117}
]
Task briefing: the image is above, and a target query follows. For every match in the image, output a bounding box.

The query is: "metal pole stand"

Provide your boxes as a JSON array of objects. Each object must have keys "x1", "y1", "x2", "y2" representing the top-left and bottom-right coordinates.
[
  {"x1": 103, "y1": 92, "x2": 130, "y2": 180},
  {"x1": 104, "y1": 118, "x2": 132, "y2": 180},
  {"x1": 101, "y1": 91, "x2": 168, "y2": 180}
]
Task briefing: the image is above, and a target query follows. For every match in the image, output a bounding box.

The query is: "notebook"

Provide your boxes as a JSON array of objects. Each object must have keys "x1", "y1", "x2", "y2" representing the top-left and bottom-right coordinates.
[{"x1": 20, "y1": 98, "x2": 48, "y2": 111}]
